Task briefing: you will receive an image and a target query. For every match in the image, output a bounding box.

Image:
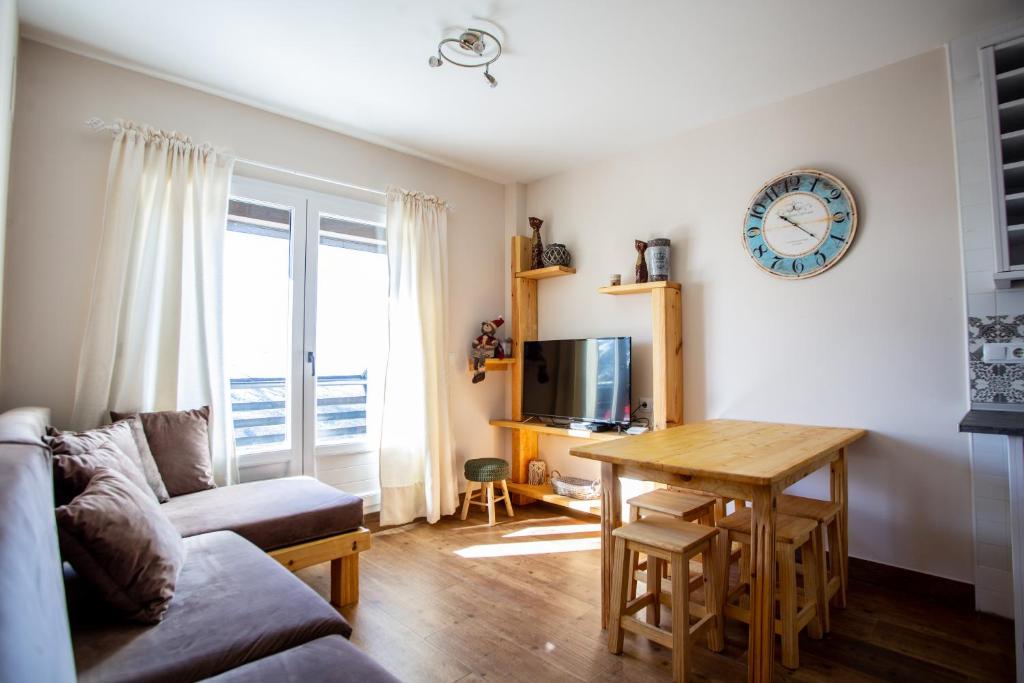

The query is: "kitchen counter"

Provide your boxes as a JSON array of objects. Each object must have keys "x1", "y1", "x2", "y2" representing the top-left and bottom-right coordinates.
[{"x1": 959, "y1": 409, "x2": 1024, "y2": 437}]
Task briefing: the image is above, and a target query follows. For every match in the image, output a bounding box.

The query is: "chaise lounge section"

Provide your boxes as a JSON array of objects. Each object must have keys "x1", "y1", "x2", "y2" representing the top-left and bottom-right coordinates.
[{"x1": 0, "y1": 407, "x2": 396, "y2": 682}]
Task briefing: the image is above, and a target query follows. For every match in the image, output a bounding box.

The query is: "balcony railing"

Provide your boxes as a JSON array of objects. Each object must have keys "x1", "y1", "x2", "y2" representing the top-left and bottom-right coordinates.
[{"x1": 229, "y1": 373, "x2": 369, "y2": 450}]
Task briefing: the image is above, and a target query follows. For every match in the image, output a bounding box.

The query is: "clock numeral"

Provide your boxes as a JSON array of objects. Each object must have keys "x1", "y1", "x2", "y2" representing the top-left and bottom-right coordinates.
[
  {"x1": 753, "y1": 244, "x2": 768, "y2": 258},
  {"x1": 785, "y1": 175, "x2": 801, "y2": 192},
  {"x1": 750, "y1": 203, "x2": 767, "y2": 218},
  {"x1": 823, "y1": 187, "x2": 842, "y2": 204},
  {"x1": 808, "y1": 175, "x2": 820, "y2": 193},
  {"x1": 813, "y1": 250, "x2": 827, "y2": 266},
  {"x1": 746, "y1": 226, "x2": 761, "y2": 238},
  {"x1": 832, "y1": 211, "x2": 847, "y2": 223},
  {"x1": 764, "y1": 185, "x2": 779, "y2": 202},
  {"x1": 830, "y1": 232, "x2": 846, "y2": 243},
  {"x1": 770, "y1": 257, "x2": 783, "y2": 270},
  {"x1": 791, "y1": 259, "x2": 805, "y2": 274}
]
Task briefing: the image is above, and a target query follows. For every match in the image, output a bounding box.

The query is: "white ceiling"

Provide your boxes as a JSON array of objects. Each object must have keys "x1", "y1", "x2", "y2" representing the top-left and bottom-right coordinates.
[{"x1": 17, "y1": 0, "x2": 1023, "y2": 182}]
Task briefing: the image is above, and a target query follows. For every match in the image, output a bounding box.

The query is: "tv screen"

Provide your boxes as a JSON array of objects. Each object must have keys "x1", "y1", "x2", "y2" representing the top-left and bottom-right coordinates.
[{"x1": 521, "y1": 337, "x2": 631, "y2": 425}]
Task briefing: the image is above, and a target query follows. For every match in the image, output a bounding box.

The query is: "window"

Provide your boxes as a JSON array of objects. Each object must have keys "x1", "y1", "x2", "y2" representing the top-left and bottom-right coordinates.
[{"x1": 223, "y1": 177, "x2": 387, "y2": 478}]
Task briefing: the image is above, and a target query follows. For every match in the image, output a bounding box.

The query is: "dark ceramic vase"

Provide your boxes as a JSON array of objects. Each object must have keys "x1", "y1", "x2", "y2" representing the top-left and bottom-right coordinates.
[
  {"x1": 529, "y1": 217, "x2": 544, "y2": 270},
  {"x1": 634, "y1": 240, "x2": 649, "y2": 283}
]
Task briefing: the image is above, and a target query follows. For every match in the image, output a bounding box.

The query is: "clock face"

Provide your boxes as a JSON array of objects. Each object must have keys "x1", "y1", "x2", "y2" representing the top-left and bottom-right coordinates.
[{"x1": 743, "y1": 170, "x2": 857, "y2": 279}]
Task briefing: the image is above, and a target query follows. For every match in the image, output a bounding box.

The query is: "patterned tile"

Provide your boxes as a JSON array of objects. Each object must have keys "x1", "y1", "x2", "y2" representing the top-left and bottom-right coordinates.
[{"x1": 968, "y1": 315, "x2": 1024, "y2": 403}]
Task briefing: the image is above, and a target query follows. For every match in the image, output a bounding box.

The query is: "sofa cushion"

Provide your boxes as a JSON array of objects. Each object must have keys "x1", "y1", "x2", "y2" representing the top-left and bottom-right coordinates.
[
  {"x1": 48, "y1": 420, "x2": 162, "y2": 504},
  {"x1": 56, "y1": 468, "x2": 185, "y2": 624},
  {"x1": 161, "y1": 476, "x2": 364, "y2": 551},
  {"x1": 0, "y1": 407, "x2": 77, "y2": 683},
  {"x1": 68, "y1": 530, "x2": 351, "y2": 683},
  {"x1": 52, "y1": 436, "x2": 157, "y2": 506},
  {"x1": 202, "y1": 635, "x2": 399, "y2": 683},
  {"x1": 112, "y1": 407, "x2": 216, "y2": 496},
  {"x1": 114, "y1": 415, "x2": 171, "y2": 501}
]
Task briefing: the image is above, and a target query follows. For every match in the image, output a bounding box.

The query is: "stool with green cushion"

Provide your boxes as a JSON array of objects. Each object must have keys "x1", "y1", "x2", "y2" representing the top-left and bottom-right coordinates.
[{"x1": 461, "y1": 458, "x2": 514, "y2": 526}]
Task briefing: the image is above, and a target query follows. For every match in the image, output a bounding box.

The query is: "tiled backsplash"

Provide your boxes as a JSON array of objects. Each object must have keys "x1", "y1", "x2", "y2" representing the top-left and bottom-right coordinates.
[{"x1": 969, "y1": 315, "x2": 1024, "y2": 403}]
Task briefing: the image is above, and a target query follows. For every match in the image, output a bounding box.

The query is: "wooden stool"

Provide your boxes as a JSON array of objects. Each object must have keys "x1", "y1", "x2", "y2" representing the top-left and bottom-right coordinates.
[
  {"x1": 608, "y1": 516, "x2": 723, "y2": 682},
  {"x1": 779, "y1": 494, "x2": 847, "y2": 627},
  {"x1": 626, "y1": 489, "x2": 718, "y2": 606},
  {"x1": 716, "y1": 508, "x2": 825, "y2": 670},
  {"x1": 460, "y1": 458, "x2": 513, "y2": 526}
]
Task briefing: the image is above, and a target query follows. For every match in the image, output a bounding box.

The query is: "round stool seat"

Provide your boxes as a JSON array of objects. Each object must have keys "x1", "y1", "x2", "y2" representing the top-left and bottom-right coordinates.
[{"x1": 464, "y1": 457, "x2": 510, "y2": 482}]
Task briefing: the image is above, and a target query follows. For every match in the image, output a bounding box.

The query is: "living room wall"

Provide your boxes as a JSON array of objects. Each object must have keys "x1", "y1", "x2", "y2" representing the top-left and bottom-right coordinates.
[
  {"x1": 0, "y1": 0, "x2": 17, "y2": 369},
  {"x1": 1, "y1": 39, "x2": 507, "y2": 503},
  {"x1": 525, "y1": 49, "x2": 972, "y2": 581}
]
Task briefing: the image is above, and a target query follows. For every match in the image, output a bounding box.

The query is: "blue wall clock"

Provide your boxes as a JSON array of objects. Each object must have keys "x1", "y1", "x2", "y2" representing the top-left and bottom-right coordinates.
[{"x1": 743, "y1": 169, "x2": 857, "y2": 279}]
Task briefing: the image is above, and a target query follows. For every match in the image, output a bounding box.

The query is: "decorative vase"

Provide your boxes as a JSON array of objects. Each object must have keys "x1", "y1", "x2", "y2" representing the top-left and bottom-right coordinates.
[
  {"x1": 634, "y1": 240, "x2": 649, "y2": 283},
  {"x1": 542, "y1": 243, "x2": 572, "y2": 267},
  {"x1": 646, "y1": 238, "x2": 671, "y2": 281},
  {"x1": 529, "y1": 217, "x2": 544, "y2": 270}
]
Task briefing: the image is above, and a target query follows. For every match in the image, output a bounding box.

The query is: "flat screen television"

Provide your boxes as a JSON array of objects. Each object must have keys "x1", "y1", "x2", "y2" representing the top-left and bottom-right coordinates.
[{"x1": 521, "y1": 337, "x2": 631, "y2": 426}]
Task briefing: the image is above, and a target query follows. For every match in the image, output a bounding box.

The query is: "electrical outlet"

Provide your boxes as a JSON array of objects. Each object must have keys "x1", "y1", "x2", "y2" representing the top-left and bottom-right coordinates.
[
  {"x1": 983, "y1": 343, "x2": 1024, "y2": 363},
  {"x1": 636, "y1": 397, "x2": 652, "y2": 415}
]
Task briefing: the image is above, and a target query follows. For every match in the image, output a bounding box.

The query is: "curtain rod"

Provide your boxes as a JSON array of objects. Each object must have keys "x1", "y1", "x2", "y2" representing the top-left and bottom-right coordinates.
[{"x1": 84, "y1": 118, "x2": 387, "y2": 198}]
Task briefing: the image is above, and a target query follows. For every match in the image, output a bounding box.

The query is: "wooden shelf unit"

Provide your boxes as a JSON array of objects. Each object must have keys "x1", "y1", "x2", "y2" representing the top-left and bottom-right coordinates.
[
  {"x1": 516, "y1": 265, "x2": 576, "y2": 280},
  {"x1": 505, "y1": 482, "x2": 601, "y2": 515},
  {"x1": 467, "y1": 357, "x2": 515, "y2": 372},
  {"x1": 490, "y1": 419, "x2": 625, "y2": 441},
  {"x1": 493, "y1": 234, "x2": 682, "y2": 514},
  {"x1": 597, "y1": 280, "x2": 681, "y2": 295}
]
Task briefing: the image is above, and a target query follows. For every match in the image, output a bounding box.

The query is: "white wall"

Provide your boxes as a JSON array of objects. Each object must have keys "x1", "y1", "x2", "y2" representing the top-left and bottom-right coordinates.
[
  {"x1": 0, "y1": 0, "x2": 17, "y2": 366},
  {"x1": 2, "y1": 40, "x2": 507, "y2": 502},
  {"x1": 525, "y1": 49, "x2": 972, "y2": 581}
]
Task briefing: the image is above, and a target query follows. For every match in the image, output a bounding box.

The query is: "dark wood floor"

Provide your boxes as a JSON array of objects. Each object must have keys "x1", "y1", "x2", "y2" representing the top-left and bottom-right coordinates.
[{"x1": 296, "y1": 505, "x2": 1015, "y2": 682}]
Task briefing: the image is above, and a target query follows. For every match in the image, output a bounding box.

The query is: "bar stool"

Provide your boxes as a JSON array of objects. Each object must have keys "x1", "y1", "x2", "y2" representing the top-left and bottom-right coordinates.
[
  {"x1": 608, "y1": 516, "x2": 723, "y2": 682},
  {"x1": 716, "y1": 508, "x2": 825, "y2": 670},
  {"x1": 460, "y1": 458, "x2": 513, "y2": 526},
  {"x1": 779, "y1": 494, "x2": 847, "y2": 627},
  {"x1": 626, "y1": 489, "x2": 718, "y2": 609}
]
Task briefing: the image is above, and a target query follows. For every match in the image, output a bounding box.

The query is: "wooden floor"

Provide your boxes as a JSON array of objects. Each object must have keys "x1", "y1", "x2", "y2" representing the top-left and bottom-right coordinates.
[{"x1": 296, "y1": 505, "x2": 1015, "y2": 682}]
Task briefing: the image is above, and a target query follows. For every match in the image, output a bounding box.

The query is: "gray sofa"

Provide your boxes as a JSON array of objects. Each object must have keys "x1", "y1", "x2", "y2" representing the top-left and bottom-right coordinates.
[{"x1": 0, "y1": 407, "x2": 398, "y2": 682}]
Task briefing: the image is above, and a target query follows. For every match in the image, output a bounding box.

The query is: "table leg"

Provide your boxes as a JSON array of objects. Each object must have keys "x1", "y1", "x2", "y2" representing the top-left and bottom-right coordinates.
[
  {"x1": 830, "y1": 448, "x2": 849, "y2": 607},
  {"x1": 600, "y1": 462, "x2": 622, "y2": 628},
  {"x1": 748, "y1": 486, "x2": 777, "y2": 683}
]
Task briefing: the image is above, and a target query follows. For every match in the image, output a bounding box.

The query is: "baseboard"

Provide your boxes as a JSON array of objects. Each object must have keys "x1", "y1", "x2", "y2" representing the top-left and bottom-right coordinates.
[{"x1": 848, "y1": 556, "x2": 975, "y2": 611}]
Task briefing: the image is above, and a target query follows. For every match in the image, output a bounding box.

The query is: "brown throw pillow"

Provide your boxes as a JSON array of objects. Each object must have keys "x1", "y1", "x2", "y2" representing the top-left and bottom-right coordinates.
[
  {"x1": 49, "y1": 428, "x2": 157, "y2": 506},
  {"x1": 111, "y1": 406, "x2": 216, "y2": 497},
  {"x1": 56, "y1": 468, "x2": 186, "y2": 624},
  {"x1": 48, "y1": 419, "x2": 169, "y2": 503}
]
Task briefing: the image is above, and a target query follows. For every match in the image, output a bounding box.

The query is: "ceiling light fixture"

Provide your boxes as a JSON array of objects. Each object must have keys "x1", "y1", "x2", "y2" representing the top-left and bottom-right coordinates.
[{"x1": 428, "y1": 28, "x2": 502, "y2": 88}]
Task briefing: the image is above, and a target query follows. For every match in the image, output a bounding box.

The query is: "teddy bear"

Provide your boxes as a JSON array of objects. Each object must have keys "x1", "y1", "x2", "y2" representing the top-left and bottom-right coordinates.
[{"x1": 471, "y1": 316, "x2": 505, "y2": 384}]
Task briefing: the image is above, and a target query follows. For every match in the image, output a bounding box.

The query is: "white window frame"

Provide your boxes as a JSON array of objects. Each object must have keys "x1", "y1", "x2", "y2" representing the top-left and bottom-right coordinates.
[{"x1": 227, "y1": 175, "x2": 386, "y2": 476}]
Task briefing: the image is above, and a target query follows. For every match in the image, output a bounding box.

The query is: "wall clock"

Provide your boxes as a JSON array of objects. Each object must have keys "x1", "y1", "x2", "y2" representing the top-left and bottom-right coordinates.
[{"x1": 742, "y1": 169, "x2": 857, "y2": 279}]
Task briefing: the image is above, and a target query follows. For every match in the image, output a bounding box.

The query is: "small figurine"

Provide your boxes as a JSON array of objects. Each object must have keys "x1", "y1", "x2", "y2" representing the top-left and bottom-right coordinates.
[
  {"x1": 529, "y1": 217, "x2": 544, "y2": 270},
  {"x1": 634, "y1": 240, "x2": 649, "y2": 283},
  {"x1": 471, "y1": 316, "x2": 505, "y2": 384}
]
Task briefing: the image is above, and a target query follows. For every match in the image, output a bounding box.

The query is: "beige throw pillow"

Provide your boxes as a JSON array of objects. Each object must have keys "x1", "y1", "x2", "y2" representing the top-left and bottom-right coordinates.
[
  {"x1": 56, "y1": 468, "x2": 186, "y2": 624},
  {"x1": 111, "y1": 406, "x2": 216, "y2": 497}
]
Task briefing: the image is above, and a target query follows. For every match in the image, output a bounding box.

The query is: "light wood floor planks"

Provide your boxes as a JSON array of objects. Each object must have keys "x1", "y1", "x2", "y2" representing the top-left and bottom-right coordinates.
[{"x1": 295, "y1": 505, "x2": 1014, "y2": 682}]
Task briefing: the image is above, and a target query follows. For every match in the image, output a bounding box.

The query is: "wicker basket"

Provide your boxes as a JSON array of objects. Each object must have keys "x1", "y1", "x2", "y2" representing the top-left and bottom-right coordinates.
[{"x1": 549, "y1": 470, "x2": 601, "y2": 500}]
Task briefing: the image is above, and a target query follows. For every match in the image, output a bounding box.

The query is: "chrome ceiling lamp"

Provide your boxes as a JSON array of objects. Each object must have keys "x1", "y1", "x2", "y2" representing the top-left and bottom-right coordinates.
[{"x1": 428, "y1": 28, "x2": 502, "y2": 88}]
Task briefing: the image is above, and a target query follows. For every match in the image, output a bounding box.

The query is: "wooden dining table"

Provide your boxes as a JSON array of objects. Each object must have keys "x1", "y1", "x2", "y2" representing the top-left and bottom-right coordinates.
[{"x1": 570, "y1": 419, "x2": 865, "y2": 683}]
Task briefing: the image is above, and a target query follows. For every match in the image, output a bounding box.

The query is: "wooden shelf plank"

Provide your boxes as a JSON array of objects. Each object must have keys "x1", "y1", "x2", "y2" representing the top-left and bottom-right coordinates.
[
  {"x1": 467, "y1": 358, "x2": 515, "y2": 372},
  {"x1": 506, "y1": 481, "x2": 601, "y2": 515},
  {"x1": 489, "y1": 419, "x2": 625, "y2": 441},
  {"x1": 516, "y1": 265, "x2": 576, "y2": 280},
  {"x1": 598, "y1": 281, "x2": 682, "y2": 295}
]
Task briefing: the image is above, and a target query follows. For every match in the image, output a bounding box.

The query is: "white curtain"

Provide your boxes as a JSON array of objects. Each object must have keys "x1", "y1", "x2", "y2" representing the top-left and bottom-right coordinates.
[
  {"x1": 71, "y1": 121, "x2": 238, "y2": 486},
  {"x1": 379, "y1": 188, "x2": 457, "y2": 526}
]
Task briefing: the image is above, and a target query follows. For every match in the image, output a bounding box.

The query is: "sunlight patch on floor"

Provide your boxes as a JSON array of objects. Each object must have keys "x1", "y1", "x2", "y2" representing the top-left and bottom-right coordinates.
[
  {"x1": 454, "y1": 536, "x2": 601, "y2": 558},
  {"x1": 502, "y1": 523, "x2": 601, "y2": 538}
]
